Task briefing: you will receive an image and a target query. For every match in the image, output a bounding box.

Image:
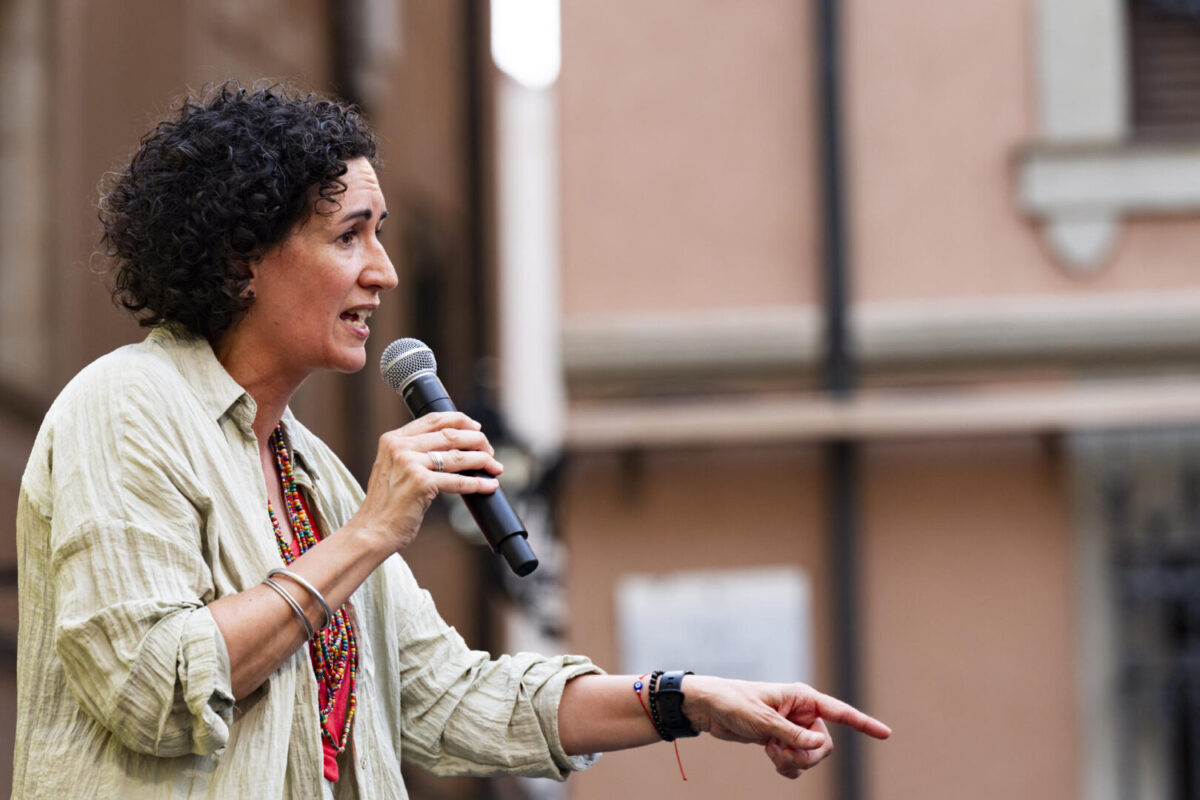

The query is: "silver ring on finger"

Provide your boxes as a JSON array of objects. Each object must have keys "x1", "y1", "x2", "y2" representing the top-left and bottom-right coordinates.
[{"x1": 429, "y1": 451, "x2": 445, "y2": 472}]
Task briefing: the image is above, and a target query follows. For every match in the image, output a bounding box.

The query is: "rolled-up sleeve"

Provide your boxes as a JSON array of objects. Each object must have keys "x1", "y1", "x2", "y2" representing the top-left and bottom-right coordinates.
[
  {"x1": 53, "y1": 580, "x2": 233, "y2": 756},
  {"x1": 47, "y1": 388, "x2": 234, "y2": 757},
  {"x1": 383, "y1": 558, "x2": 602, "y2": 779}
]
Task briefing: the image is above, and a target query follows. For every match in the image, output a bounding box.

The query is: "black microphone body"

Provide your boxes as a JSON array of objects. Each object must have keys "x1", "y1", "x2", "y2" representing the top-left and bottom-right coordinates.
[{"x1": 397, "y1": 370, "x2": 538, "y2": 577}]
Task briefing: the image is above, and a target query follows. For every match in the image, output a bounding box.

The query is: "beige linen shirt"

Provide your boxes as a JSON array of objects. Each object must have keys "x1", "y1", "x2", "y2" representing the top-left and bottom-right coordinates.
[{"x1": 14, "y1": 326, "x2": 599, "y2": 798}]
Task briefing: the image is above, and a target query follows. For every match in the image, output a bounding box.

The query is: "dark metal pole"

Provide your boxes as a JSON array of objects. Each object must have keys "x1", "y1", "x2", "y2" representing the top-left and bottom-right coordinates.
[
  {"x1": 462, "y1": 7, "x2": 502, "y2": 798},
  {"x1": 827, "y1": 439, "x2": 862, "y2": 800},
  {"x1": 462, "y1": 0, "x2": 490, "y2": 365},
  {"x1": 816, "y1": 1, "x2": 864, "y2": 799},
  {"x1": 817, "y1": 0, "x2": 853, "y2": 401}
]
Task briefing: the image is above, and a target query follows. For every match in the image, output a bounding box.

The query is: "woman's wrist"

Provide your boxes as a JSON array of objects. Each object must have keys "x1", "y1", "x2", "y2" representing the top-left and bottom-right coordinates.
[
  {"x1": 339, "y1": 514, "x2": 398, "y2": 563},
  {"x1": 678, "y1": 673, "x2": 718, "y2": 735}
]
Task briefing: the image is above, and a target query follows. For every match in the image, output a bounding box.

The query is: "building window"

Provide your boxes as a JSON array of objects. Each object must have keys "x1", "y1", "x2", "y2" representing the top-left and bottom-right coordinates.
[
  {"x1": 1019, "y1": 0, "x2": 1200, "y2": 272},
  {"x1": 1129, "y1": 0, "x2": 1200, "y2": 140},
  {"x1": 1074, "y1": 429, "x2": 1200, "y2": 800}
]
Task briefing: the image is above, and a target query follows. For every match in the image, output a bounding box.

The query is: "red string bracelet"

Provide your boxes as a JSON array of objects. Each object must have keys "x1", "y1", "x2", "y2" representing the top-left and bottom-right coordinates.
[{"x1": 633, "y1": 673, "x2": 688, "y2": 780}]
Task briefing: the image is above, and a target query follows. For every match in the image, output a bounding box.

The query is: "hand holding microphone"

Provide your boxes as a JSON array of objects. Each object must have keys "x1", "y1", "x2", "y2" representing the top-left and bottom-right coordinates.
[{"x1": 380, "y1": 338, "x2": 538, "y2": 576}]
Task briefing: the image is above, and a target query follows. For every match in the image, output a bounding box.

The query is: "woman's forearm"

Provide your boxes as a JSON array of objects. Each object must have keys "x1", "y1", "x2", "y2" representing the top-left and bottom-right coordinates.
[
  {"x1": 208, "y1": 521, "x2": 391, "y2": 699},
  {"x1": 557, "y1": 674, "x2": 662, "y2": 755}
]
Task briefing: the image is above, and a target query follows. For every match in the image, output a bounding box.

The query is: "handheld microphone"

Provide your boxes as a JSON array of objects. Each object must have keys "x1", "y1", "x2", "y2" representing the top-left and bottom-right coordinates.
[{"x1": 379, "y1": 338, "x2": 538, "y2": 577}]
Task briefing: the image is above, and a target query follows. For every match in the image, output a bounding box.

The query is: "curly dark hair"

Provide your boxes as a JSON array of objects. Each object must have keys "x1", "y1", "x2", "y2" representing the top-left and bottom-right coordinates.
[{"x1": 100, "y1": 82, "x2": 378, "y2": 342}]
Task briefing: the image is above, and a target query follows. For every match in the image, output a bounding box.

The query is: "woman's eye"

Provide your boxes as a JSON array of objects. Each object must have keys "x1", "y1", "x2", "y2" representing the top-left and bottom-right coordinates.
[{"x1": 338, "y1": 230, "x2": 356, "y2": 245}]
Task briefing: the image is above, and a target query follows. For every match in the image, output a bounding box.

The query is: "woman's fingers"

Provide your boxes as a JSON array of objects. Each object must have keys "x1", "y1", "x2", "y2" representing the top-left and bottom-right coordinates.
[
  {"x1": 767, "y1": 715, "x2": 826, "y2": 752},
  {"x1": 388, "y1": 416, "x2": 505, "y2": 493},
  {"x1": 765, "y1": 740, "x2": 800, "y2": 778},
  {"x1": 397, "y1": 416, "x2": 506, "y2": 483},
  {"x1": 765, "y1": 720, "x2": 834, "y2": 779},
  {"x1": 429, "y1": 424, "x2": 493, "y2": 455},
  {"x1": 796, "y1": 719, "x2": 833, "y2": 766},
  {"x1": 356, "y1": 415, "x2": 503, "y2": 552},
  {"x1": 435, "y1": 472, "x2": 500, "y2": 495},
  {"x1": 397, "y1": 411, "x2": 484, "y2": 441},
  {"x1": 382, "y1": 414, "x2": 503, "y2": 477},
  {"x1": 423, "y1": 447, "x2": 503, "y2": 476},
  {"x1": 809, "y1": 691, "x2": 892, "y2": 740},
  {"x1": 403, "y1": 421, "x2": 498, "y2": 461}
]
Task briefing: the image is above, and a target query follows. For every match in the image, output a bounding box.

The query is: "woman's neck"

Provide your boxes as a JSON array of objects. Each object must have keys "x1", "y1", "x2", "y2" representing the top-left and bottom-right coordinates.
[
  {"x1": 213, "y1": 331, "x2": 306, "y2": 445},
  {"x1": 241, "y1": 371, "x2": 302, "y2": 445}
]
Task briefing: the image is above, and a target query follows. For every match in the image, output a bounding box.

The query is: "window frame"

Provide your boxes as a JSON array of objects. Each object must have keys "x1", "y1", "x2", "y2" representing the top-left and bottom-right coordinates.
[{"x1": 1019, "y1": 0, "x2": 1200, "y2": 272}]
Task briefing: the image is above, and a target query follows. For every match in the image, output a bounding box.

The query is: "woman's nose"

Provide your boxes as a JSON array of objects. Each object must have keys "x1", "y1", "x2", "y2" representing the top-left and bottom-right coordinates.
[{"x1": 364, "y1": 240, "x2": 398, "y2": 291}]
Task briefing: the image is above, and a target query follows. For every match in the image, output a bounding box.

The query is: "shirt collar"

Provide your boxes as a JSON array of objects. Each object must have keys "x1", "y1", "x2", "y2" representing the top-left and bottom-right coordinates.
[
  {"x1": 144, "y1": 324, "x2": 256, "y2": 431},
  {"x1": 144, "y1": 326, "x2": 320, "y2": 480}
]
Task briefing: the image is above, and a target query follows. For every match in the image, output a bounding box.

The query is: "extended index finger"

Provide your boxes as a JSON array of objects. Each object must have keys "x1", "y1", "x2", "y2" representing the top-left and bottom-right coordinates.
[{"x1": 811, "y1": 693, "x2": 891, "y2": 739}]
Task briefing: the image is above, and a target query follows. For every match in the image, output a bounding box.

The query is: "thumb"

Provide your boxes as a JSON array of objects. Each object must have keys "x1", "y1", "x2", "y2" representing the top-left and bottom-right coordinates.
[{"x1": 774, "y1": 719, "x2": 826, "y2": 751}]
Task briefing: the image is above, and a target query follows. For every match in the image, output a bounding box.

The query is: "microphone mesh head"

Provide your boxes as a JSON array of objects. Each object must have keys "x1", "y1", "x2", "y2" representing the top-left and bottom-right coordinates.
[{"x1": 380, "y1": 338, "x2": 438, "y2": 391}]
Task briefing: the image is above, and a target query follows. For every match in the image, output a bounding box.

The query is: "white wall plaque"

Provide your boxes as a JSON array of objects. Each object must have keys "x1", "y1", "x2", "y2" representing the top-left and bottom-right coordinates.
[{"x1": 616, "y1": 566, "x2": 812, "y2": 684}]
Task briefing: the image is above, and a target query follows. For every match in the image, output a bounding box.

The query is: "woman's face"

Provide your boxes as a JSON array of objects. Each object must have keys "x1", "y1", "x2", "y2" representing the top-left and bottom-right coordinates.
[{"x1": 242, "y1": 157, "x2": 397, "y2": 379}]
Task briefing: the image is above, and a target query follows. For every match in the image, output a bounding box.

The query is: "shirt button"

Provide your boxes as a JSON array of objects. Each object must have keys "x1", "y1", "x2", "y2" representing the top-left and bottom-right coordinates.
[{"x1": 360, "y1": 756, "x2": 368, "y2": 769}]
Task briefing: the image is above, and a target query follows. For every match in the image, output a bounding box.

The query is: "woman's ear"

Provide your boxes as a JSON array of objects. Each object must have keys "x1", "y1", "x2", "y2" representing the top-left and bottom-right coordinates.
[{"x1": 239, "y1": 275, "x2": 256, "y2": 301}]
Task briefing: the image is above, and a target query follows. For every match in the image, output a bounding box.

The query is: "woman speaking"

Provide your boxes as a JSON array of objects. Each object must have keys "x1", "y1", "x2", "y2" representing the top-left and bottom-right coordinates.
[{"x1": 13, "y1": 84, "x2": 888, "y2": 798}]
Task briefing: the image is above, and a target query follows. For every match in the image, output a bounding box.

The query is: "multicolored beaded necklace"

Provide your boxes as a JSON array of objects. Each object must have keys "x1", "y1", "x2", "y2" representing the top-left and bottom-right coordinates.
[{"x1": 267, "y1": 426, "x2": 358, "y2": 756}]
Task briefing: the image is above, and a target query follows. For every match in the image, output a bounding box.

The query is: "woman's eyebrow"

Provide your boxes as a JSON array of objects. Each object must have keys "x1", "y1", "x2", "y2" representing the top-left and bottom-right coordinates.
[
  {"x1": 338, "y1": 208, "x2": 375, "y2": 224},
  {"x1": 337, "y1": 208, "x2": 389, "y2": 225}
]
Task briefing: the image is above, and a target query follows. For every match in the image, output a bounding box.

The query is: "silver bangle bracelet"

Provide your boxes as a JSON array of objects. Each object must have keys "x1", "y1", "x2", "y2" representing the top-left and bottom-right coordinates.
[
  {"x1": 267, "y1": 567, "x2": 332, "y2": 629},
  {"x1": 263, "y1": 578, "x2": 314, "y2": 639}
]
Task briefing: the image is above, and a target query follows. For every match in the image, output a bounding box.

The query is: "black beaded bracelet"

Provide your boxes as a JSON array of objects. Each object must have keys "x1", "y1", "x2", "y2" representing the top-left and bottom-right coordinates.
[{"x1": 646, "y1": 670, "x2": 670, "y2": 741}]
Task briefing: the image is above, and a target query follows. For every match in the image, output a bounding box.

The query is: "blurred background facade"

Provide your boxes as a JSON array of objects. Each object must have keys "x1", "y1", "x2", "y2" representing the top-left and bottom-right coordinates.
[{"x1": 3, "y1": 1, "x2": 1200, "y2": 798}]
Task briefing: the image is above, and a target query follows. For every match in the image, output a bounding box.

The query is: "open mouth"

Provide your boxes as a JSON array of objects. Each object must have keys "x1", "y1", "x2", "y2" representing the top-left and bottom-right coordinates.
[{"x1": 340, "y1": 308, "x2": 373, "y2": 334}]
